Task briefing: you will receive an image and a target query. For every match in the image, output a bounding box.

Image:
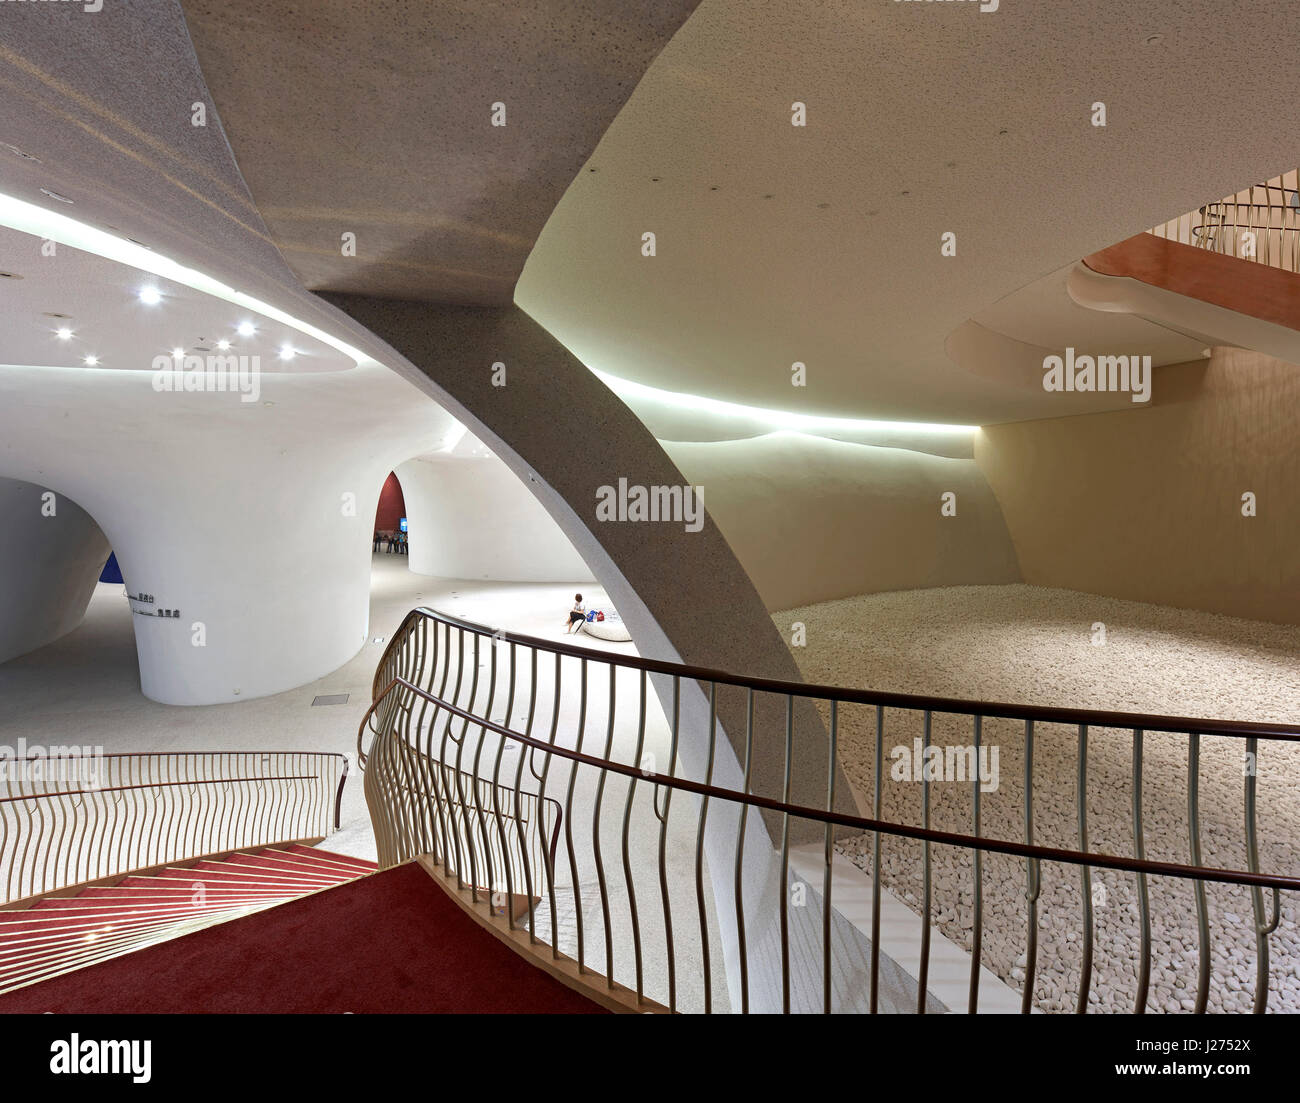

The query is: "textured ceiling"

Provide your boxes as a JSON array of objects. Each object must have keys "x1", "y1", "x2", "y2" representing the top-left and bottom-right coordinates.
[
  {"x1": 178, "y1": 0, "x2": 702, "y2": 304},
  {"x1": 517, "y1": 0, "x2": 1300, "y2": 424}
]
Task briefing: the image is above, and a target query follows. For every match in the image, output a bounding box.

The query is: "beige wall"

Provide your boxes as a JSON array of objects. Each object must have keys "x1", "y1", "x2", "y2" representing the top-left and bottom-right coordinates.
[
  {"x1": 975, "y1": 348, "x2": 1300, "y2": 625},
  {"x1": 663, "y1": 432, "x2": 1022, "y2": 611}
]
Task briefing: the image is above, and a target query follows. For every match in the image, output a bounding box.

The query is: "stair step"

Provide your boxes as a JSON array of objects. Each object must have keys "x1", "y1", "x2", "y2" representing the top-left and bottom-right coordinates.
[{"x1": 0, "y1": 840, "x2": 373, "y2": 997}]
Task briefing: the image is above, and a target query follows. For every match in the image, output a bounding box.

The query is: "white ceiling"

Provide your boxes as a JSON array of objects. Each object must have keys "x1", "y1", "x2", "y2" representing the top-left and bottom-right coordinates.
[
  {"x1": 518, "y1": 0, "x2": 1300, "y2": 425},
  {"x1": 0, "y1": 225, "x2": 350, "y2": 373}
]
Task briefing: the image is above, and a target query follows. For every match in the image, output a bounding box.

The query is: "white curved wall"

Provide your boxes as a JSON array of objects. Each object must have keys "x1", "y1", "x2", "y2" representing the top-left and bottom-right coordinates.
[
  {"x1": 662, "y1": 431, "x2": 1022, "y2": 610},
  {"x1": 0, "y1": 362, "x2": 449, "y2": 705},
  {"x1": 0, "y1": 477, "x2": 111, "y2": 665},
  {"x1": 396, "y1": 455, "x2": 593, "y2": 583}
]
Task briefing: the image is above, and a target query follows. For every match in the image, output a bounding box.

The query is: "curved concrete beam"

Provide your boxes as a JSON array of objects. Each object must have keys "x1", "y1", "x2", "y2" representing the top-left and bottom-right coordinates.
[{"x1": 319, "y1": 295, "x2": 850, "y2": 822}]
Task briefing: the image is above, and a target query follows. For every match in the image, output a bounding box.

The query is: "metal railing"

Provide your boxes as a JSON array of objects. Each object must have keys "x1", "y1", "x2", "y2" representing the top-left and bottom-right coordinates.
[
  {"x1": 0, "y1": 751, "x2": 348, "y2": 903},
  {"x1": 359, "y1": 607, "x2": 1300, "y2": 1014},
  {"x1": 1148, "y1": 169, "x2": 1300, "y2": 273}
]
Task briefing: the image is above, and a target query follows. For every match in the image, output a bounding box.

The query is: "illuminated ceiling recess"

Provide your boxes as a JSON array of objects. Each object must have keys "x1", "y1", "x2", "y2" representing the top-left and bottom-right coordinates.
[{"x1": 0, "y1": 190, "x2": 370, "y2": 368}]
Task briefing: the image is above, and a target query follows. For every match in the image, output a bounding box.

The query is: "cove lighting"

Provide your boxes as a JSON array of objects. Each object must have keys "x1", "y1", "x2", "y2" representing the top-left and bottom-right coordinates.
[
  {"x1": 0, "y1": 189, "x2": 370, "y2": 367},
  {"x1": 590, "y1": 369, "x2": 978, "y2": 435}
]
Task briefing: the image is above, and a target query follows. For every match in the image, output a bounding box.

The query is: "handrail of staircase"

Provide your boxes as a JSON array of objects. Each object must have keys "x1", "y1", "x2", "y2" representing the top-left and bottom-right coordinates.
[
  {"x1": 1149, "y1": 169, "x2": 1300, "y2": 274},
  {"x1": 0, "y1": 751, "x2": 349, "y2": 903},
  {"x1": 358, "y1": 605, "x2": 1300, "y2": 1015},
  {"x1": 372, "y1": 606, "x2": 1300, "y2": 741}
]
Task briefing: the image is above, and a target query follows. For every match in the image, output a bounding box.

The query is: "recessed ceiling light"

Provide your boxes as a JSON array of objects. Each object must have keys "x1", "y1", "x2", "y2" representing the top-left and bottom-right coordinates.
[
  {"x1": 0, "y1": 270, "x2": 21, "y2": 279},
  {"x1": 216, "y1": 338, "x2": 231, "y2": 350},
  {"x1": 42, "y1": 311, "x2": 72, "y2": 319},
  {"x1": 237, "y1": 321, "x2": 255, "y2": 337},
  {"x1": 1, "y1": 141, "x2": 40, "y2": 163},
  {"x1": 55, "y1": 327, "x2": 72, "y2": 340},
  {"x1": 138, "y1": 286, "x2": 162, "y2": 305},
  {"x1": 39, "y1": 187, "x2": 74, "y2": 204},
  {"x1": 171, "y1": 346, "x2": 185, "y2": 358},
  {"x1": 278, "y1": 344, "x2": 296, "y2": 361},
  {"x1": 83, "y1": 355, "x2": 99, "y2": 366}
]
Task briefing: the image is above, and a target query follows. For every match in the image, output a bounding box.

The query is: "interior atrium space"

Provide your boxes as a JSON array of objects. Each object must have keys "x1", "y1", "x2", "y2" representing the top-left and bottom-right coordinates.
[{"x1": 1, "y1": 0, "x2": 1298, "y2": 1086}]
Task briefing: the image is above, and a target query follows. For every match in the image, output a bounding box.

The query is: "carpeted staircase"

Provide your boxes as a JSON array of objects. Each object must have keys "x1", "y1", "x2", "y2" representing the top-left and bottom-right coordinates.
[{"x1": 0, "y1": 844, "x2": 375, "y2": 995}]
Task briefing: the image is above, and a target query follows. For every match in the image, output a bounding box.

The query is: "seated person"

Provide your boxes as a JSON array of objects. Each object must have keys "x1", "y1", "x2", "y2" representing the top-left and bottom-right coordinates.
[{"x1": 564, "y1": 593, "x2": 586, "y2": 634}]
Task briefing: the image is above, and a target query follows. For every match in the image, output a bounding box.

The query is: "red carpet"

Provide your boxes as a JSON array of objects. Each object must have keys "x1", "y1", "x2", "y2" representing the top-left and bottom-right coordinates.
[{"x1": 0, "y1": 862, "x2": 605, "y2": 1014}]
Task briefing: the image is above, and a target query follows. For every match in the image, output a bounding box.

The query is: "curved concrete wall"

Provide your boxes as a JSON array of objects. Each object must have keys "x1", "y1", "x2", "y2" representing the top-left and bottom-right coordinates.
[
  {"x1": 976, "y1": 348, "x2": 1300, "y2": 625},
  {"x1": 396, "y1": 456, "x2": 593, "y2": 583},
  {"x1": 662, "y1": 432, "x2": 1021, "y2": 611},
  {"x1": 0, "y1": 478, "x2": 111, "y2": 665}
]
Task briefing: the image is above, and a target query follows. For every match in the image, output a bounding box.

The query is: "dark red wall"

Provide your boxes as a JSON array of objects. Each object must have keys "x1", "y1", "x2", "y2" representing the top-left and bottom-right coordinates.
[{"x1": 374, "y1": 472, "x2": 406, "y2": 532}]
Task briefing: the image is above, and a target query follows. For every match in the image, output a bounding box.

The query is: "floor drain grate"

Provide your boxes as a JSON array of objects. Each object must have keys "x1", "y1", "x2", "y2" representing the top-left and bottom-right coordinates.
[{"x1": 311, "y1": 694, "x2": 350, "y2": 707}]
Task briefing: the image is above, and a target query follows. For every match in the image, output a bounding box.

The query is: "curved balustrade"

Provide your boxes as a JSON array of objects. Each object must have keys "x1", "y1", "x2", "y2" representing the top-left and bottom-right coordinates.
[
  {"x1": 360, "y1": 607, "x2": 1300, "y2": 1014},
  {"x1": 1149, "y1": 170, "x2": 1300, "y2": 274},
  {"x1": 0, "y1": 751, "x2": 348, "y2": 904}
]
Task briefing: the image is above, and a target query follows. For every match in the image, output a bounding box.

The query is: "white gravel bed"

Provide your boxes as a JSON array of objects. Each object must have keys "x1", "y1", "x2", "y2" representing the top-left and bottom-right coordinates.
[{"x1": 775, "y1": 584, "x2": 1300, "y2": 1013}]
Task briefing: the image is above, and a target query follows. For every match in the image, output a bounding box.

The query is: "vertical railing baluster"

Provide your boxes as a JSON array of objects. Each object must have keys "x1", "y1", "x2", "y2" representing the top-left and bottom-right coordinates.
[
  {"x1": 1188, "y1": 733, "x2": 1211, "y2": 1014},
  {"x1": 870, "y1": 704, "x2": 883, "y2": 1014},
  {"x1": 695, "y1": 682, "x2": 718, "y2": 1014},
  {"x1": 654, "y1": 675, "x2": 681, "y2": 1012},
  {"x1": 620, "y1": 669, "x2": 647, "y2": 1003},
  {"x1": 1244, "y1": 735, "x2": 1277, "y2": 1014},
  {"x1": 512, "y1": 644, "x2": 539, "y2": 938},
  {"x1": 969, "y1": 714, "x2": 983, "y2": 1014},
  {"x1": 779, "y1": 693, "x2": 793, "y2": 1014},
  {"x1": 592, "y1": 663, "x2": 616, "y2": 987},
  {"x1": 1022, "y1": 718, "x2": 1039, "y2": 1015},
  {"x1": 918, "y1": 709, "x2": 933, "y2": 1013},
  {"x1": 562, "y1": 657, "x2": 589, "y2": 972},
  {"x1": 533, "y1": 652, "x2": 563, "y2": 960},
  {"x1": 822, "y1": 699, "x2": 837, "y2": 1014},
  {"x1": 1132, "y1": 728, "x2": 1151, "y2": 1014},
  {"x1": 1077, "y1": 723, "x2": 1093, "y2": 1014},
  {"x1": 733, "y1": 686, "x2": 754, "y2": 1013}
]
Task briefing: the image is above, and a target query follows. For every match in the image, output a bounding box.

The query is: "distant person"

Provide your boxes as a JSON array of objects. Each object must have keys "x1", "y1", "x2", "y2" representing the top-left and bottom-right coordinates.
[
  {"x1": 373, "y1": 530, "x2": 382, "y2": 553},
  {"x1": 565, "y1": 593, "x2": 586, "y2": 634}
]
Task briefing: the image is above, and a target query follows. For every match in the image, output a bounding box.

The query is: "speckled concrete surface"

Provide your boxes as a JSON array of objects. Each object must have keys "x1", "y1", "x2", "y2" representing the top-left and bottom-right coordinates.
[{"x1": 775, "y1": 584, "x2": 1300, "y2": 1013}]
